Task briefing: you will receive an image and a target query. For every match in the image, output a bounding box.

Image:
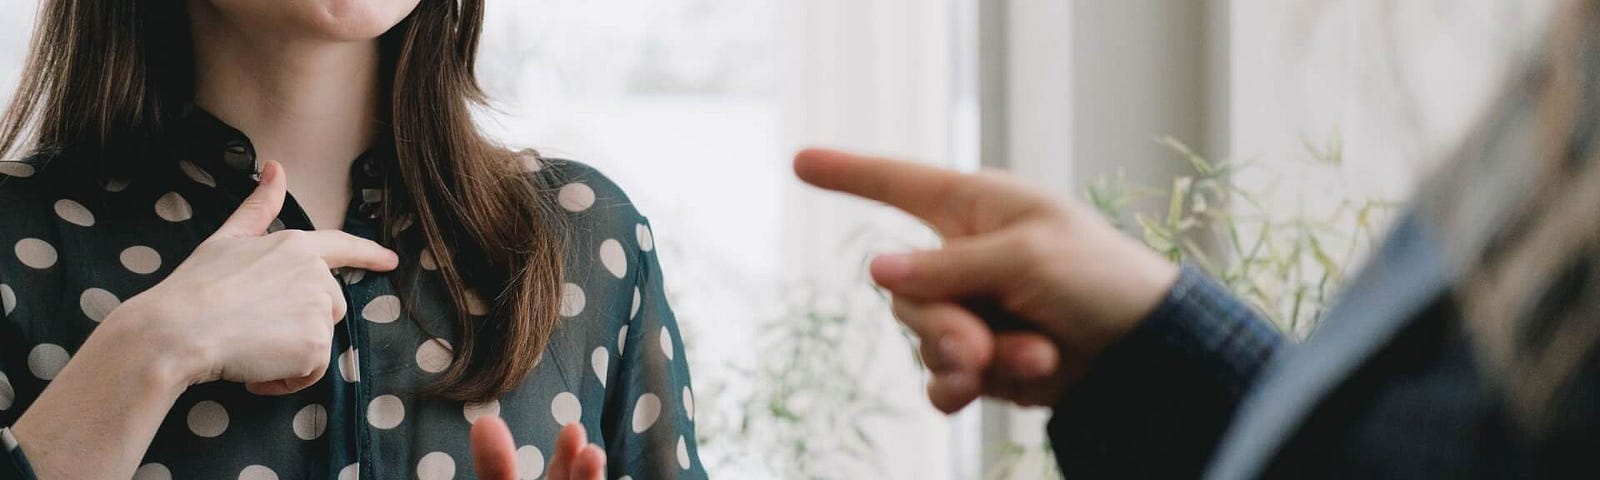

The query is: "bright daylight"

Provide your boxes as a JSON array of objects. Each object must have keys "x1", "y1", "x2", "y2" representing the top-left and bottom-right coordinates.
[{"x1": 0, "y1": 0, "x2": 1592, "y2": 479}]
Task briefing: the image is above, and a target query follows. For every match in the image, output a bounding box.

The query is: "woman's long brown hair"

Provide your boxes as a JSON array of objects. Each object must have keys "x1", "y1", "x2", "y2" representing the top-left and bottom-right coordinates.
[
  {"x1": 0, "y1": 0, "x2": 567, "y2": 404},
  {"x1": 1423, "y1": 0, "x2": 1600, "y2": 437}
]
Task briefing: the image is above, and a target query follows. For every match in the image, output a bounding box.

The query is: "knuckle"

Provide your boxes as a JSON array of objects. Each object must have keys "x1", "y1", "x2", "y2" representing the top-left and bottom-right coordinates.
[
  {"x1": 1016, "y1": 225, "x2": 1058, "y2": 259},
  {"x1": 298, "y1": 344, "x2": 328, "y2": 374},
  {"x1": 330, "y1": 298, "x2": 349, "y2": 319},
  {"x1": 309, "y1": 290, "x2": 338, "y2": 314},
  {"x1": 273, "y1": 230, "x2": 310, "y2": 249}
]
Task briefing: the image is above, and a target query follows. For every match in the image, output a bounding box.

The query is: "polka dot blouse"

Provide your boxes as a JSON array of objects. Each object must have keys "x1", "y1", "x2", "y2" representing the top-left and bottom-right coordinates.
[{"x1": 0, "y1": 109, "x2": 705, "y2": 479}]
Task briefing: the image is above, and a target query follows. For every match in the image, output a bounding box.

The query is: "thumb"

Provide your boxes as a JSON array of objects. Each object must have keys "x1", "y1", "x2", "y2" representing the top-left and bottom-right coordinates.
[
  {"x1": 212, "y1": 160, "x2": 286, "y2": 239},
  {"x1": 471, "y1": 416, "x2": 519, "y2": 480}
]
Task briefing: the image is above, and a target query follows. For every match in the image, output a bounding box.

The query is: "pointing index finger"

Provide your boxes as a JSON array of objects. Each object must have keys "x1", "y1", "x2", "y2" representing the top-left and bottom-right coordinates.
[
  {"x1": 793, "y1": 148, "x2": 1044, "y2": 236},
  {"x1": 794, "y1": 148, "x2": 962, "y2": 224}
]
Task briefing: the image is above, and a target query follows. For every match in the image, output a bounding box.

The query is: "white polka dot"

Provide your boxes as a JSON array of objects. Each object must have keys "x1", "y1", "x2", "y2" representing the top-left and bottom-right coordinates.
[
  {"x1": 631, "y1": 287, "x2": 641, "y2": 318},
  {"x1": 0, "y1": 161, "x2": 35, "y2": 178},
  {"x1": 79, "y1": 288, "x2": 120, "y2": 322},
  {"x1": 0, "y1": 372, "x2": 13, "y2": 410},
  {"x1": 684, "y1": 386, "x2": 695, "y2": 421},
  {"x1": 416, "y1": 339, "x2": 453, "y2": 374},
  {"x1": 659, "y1": 326, "x2": 675, "y2": 361},
  {"x1": 591, "y1": 347, "x2": 609, "y2": 387},
  {"x1": 53, "y1": 199, "x2": 94, "y2": 227},
  {"x1": 337, "y1": 463, "x2": 359, "y2": 480},
  {"x1": 27, "y1": 343, "x2": 68, "y2": 380},
  {"x1": 1, "y1": 284, "x2": 15, "y2": 315},
  {"x1": 558, "y1": 183, "x2": 596, "y2": 212},
  {"x1": 620, "y1": 477, "x2": 634, "y2": 480},
  {"x1": 187, "y1": 400, "x2": 229, "y2": 438},
  {"x1": 238, "y1": 465, "x2": 278, "y2": 480},
  {"x1": 637, "y1": 224, "x2": 655, "y2": 251},
  {"x1": 419, "y1": 249, "x2": 438, "y2": 271},
  {"x1": 631, "y1": 393, "x2": 662, "y2": 433},
  {"x1": 677, "y1": 435, "x2": 691, "y2": 470},
  {"x1": 341, "y1": 268, "x2": 366, "y2": 285},
  {"x1": 104, "y1": 178, "x2": 130, "y2": 192},
  {"x1": 560, "y1": 283, "x2": 586, "y2": 317},
  {"x1": 362, "y1": 295, "x2": 401, "y2": 323},
  {"x1": 417, "y1": 451, "x2": 455, "y2": 480},
  {"x1": 617, "y1": 325, "x2": 629, "y2": 353},
  {"x1": 599, "y1": 239, "x2": 627, "y2": 279},
  {"x1": 292, "y1": 404, "x2": 327, "y2": 440},
  {"x1": 390, "y1": 214, "x2": 415, "y2": 237},
  {"x1": 368, "y1": 394, "x2": 405, "y2": 429},
  {"x1": 132, "y1": 463, "x2": 172, "y2": 480},
  {"x1": 180, "y1": 161, "x2": 216, "y2": 187},
  {"x1": 338, "y1": 347, "x2": 360, "y2": 383},
  {"x1": 463, "y1": 400, "x2": 500, "y2": 424},
  {"x1": 515, "y1": 445, "x2": 545, "y2": 480},
  {"x1": 14, "y1": 238, "x2": 57, "y2": 269},
  {"x1": 155, "y1": 192, "x2": 193, "y2": 222},
  {"x1": 120, "y1": 246, "x2": 162, "y2": 274},
  {"x1": 464, "y1": 290, "x2": 490, "y2": 316},
  {"x1": 551, "y1": 392, "x2": 581, "y2": 426}
]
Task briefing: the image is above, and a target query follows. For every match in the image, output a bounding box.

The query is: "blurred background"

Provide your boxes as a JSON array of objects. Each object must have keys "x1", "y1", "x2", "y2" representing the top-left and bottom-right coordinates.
[{"x1": 0, "y1": 0, "x2": 1563, "y2": 478}]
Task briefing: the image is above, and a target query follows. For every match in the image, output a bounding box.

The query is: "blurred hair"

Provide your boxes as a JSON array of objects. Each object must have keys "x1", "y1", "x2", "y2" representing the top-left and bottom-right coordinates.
[
  {"x1": 1423, "y1": 0, "x2": 1600, "y2": 437},
  {"x1": 0, "y1": 0, "x2": 568, "y2": 404}
]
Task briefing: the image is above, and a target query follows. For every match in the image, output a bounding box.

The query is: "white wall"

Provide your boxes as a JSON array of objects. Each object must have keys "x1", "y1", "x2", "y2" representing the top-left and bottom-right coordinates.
[{"x1": 1230, "y1": 0, "x2": 1557, "y2": 202}]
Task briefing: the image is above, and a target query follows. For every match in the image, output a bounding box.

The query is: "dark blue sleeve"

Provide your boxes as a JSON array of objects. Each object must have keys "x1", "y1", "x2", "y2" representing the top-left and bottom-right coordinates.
[
  {"x1": 0, "y1": 429, "x2": 36, "y2": 480},
  {"x1": 1048, "y1": 264, "x2": 1284, "y2": 478}
]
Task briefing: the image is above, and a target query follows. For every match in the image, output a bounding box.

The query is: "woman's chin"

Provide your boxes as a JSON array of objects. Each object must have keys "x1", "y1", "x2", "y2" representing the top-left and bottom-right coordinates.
[{"x1": 303, "y1": 0, "x2": 421, "y2": 40}]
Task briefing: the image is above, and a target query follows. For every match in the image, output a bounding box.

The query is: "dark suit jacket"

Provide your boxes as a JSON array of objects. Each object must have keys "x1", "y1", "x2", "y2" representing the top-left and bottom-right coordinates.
[{"x1": 1049, "y1": 212, "x2": 1600, "y2": 478}]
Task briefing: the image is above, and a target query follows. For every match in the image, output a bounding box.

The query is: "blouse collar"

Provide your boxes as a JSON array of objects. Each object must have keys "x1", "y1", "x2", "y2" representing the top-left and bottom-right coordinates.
[{"x1": 175, "y1": 105, "x2": 393, "y2": 220}]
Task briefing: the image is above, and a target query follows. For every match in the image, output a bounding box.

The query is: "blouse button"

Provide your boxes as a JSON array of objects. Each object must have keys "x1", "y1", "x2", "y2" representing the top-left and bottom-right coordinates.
[
  {"x1": 362, "y1": 156, "x2": 381, "y2": 178},
  {"x1": 222, "y1": 141, "x2": 259, "y2": 176},
  {"x1": 358, "y1": 188, "x2": 384, "y2": 219}
]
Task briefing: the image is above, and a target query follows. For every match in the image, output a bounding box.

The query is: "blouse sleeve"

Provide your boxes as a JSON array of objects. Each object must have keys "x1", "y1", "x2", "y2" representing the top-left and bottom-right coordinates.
[{"x1": 603, "y1": 216, "x2": 707, "y2": 479}]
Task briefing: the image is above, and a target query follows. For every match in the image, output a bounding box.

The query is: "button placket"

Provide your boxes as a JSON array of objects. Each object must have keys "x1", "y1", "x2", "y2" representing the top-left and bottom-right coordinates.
[
  {"x1": 338, "y1": 178, "x2": 389, "y2": 480},
  {"x1": 222, "y1": 141, "x2": 261, "y2": 179}
]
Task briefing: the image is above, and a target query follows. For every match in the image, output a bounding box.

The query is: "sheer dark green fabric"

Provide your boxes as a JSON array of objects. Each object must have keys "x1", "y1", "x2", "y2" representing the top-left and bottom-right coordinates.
[{"x1": 0, "y1": 109, "x2": 704, "y2": 479}]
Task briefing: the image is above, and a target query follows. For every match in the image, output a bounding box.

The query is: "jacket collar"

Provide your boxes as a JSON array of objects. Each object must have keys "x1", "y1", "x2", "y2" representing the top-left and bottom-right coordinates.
[{"x1": 1205, "y1": 211, "x2": 1456, "y2": 478}]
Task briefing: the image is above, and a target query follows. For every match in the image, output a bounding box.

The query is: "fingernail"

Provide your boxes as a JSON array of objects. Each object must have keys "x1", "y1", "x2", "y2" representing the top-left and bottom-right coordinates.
[
  {"x1": 937, "y1": 371, "x2": 977, "y2": 393},
  {"x1": 871, "y1": 253, "x2": 913, "y2": 284},
  {"x1": 937, "y1": 336, "x2": 967, "y2": 369},
  {"x1": 1021, "y1": 347, "x2": 1052, "y2": 377}
]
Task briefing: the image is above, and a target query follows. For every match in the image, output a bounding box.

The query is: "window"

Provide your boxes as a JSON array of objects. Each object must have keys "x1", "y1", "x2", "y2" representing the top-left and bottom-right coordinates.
[
  {"x1": 1, "y1": 0, "x2": 977, "y2": 478},
  {"x1": 471, "y1": 1, "x2": 973, "y2": 477},
  {"x1": 7, "y1": 1, "x2": 1555, "y2": 478}
]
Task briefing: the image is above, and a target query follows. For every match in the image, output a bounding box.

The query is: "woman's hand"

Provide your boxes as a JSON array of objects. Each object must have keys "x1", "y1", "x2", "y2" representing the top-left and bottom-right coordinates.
[
  {"x1": 10, "y1": 160, "x2": 401, "y2": 479},
  {"x1": 107, "y1": 160, "x2": 399, "y2": 394},
  {"x1": 794, "y1": 148, "x2": 1180, "y2": 412},
  {"x1": 472, "y1": 417, "x2": 606, "y2": 480}
]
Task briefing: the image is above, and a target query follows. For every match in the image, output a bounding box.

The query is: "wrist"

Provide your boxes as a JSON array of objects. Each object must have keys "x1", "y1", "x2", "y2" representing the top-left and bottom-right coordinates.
[
  {"x1": 97, "y1": 296, "x2": 211, "y2": 391},
  {"x1": 1075, "y1": 241, "x2": 1183, "y2": 358}
]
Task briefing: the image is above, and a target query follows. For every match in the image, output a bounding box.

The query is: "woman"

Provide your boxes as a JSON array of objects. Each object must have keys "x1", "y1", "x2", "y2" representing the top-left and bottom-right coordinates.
[
  {"x1": 0, "y1": 0, "x2": 703, "y2": 479},
  {"x1": 797, "y1": 0, "x2": 1600, "y2": 477}
]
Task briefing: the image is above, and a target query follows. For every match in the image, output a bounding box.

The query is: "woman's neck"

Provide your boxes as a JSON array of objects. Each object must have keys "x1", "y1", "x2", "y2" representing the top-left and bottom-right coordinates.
[{"x1": 188, "y1": 3, "x2": 382, "y2": 229}]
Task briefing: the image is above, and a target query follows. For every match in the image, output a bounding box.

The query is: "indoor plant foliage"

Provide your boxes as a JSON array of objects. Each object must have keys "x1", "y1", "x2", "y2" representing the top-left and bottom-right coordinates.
[
  {"x1": 1089, "y1": 135, "x2": 1396, "y2": 337},
  {"x1": 988, "y1": 134, "x2": 1395, "y2": 480},
  {"x1": 685, "y1": 229, "x2": 930, "y2": 479},
  {"x1": 688, "y1": 135, "x2": 1394, "y2": 479}
]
